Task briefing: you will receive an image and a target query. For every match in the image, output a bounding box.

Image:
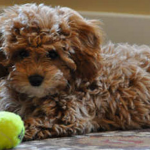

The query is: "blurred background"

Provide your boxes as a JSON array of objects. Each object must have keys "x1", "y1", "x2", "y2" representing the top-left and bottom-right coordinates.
[{"x1": 0, "y1": 0, "x2": 150, "y2": 45}]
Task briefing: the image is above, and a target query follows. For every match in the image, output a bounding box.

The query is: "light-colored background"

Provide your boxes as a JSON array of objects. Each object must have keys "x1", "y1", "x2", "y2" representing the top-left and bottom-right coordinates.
[
  {"x1": 0, "y1": 0, "x2": 150, "y2": 15},
  {"x1": 0, "y1": 0, "x2": 150, "y2": 45}
]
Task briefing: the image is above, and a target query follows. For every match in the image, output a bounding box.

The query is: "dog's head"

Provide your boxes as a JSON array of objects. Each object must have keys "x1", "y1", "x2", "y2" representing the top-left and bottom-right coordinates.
[{"x1": 0, "y1": 4, "x2": 102, "y2": 98}]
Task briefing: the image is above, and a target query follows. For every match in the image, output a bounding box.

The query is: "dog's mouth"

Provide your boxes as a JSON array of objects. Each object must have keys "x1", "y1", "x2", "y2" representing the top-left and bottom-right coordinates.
[
  {"x1": 12, "y1": 78, "x2": 68, "y2": 98},
  {"x1": 8, "y1": 70, "x2": 69, "y2": 98},
  {"x1": 21, "y1": 85, "x2": 58, "y2": 98}
]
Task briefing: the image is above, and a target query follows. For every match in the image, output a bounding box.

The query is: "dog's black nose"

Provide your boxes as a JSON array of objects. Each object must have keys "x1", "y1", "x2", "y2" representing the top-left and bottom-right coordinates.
[{"x1": 28, "y1": 75, "x2": 44, "y2": 86}]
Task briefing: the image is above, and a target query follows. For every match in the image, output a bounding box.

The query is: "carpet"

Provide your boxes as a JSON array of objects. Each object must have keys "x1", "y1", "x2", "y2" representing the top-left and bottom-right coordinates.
[{"x1": 13, "y1": 129, "x2": 150, "y2": 150}]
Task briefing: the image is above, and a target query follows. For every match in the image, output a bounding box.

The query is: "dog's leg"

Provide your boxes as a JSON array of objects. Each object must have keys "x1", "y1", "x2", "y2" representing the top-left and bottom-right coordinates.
[
  {"x1": 24, "y1": 117, "x2": 52, "y2": 140},
  {"x1": 24, "y1": 116, "x2": 94, "y2": 140},
  {"x1": 23, "y1": 97, "x2": 98, "y2": 140}
]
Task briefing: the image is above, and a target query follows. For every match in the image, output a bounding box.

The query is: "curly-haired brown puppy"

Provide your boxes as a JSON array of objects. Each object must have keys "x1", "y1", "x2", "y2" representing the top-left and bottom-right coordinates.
[{"x1": 1, "y1": 4, "x2": 150, "y2": 141}]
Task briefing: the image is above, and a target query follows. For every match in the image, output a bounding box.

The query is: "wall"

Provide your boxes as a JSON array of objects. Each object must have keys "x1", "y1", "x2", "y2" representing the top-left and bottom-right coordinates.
[{"x1": 0, "y1": 0, "x2": 150, "y2": 15}]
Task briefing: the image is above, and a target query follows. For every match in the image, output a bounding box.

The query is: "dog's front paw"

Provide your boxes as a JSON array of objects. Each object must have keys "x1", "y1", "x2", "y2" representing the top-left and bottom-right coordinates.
[
  {"x1": 24, "y1": 117, "x2": 54, "y2": 141},
  {"x1": 24, "y1": 116, "x2": 90, "y2": 140}
]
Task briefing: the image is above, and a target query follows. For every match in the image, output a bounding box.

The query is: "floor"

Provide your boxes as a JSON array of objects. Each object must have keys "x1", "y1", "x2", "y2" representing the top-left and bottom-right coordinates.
[{"x1": 13, "y1": 129, "x2": 150, "y2": 150}]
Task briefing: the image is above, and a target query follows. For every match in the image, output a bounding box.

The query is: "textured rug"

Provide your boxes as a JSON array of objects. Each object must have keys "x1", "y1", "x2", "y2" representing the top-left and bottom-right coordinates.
[{"x1": 13, "y1": 129, "x2": 150, "y2": 150}]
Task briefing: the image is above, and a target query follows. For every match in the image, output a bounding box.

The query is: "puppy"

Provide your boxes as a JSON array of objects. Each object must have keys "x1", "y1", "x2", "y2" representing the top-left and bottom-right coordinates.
[{"x1": 0, "y1": 4, "x2": 150, "y2": 141}]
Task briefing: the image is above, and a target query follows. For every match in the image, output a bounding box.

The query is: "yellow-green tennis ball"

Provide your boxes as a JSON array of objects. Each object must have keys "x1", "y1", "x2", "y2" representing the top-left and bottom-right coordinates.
[{"x1": 0, "y1": 111, "x2": 25, "y2": 150}]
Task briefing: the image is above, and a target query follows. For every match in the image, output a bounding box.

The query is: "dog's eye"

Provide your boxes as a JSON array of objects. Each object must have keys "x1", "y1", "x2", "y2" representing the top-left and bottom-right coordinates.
[
  {"x1": 19, "y1": 50, "x2": 29, "y2": 59},
  {"x1": 47, "y1": 50, "x2": 58, "y2": 59}
]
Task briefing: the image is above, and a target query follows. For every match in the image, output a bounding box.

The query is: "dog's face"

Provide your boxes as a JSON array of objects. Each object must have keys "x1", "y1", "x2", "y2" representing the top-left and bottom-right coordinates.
[{"x1": 0, "y1": 4, "x2": 102, "y2": 98}]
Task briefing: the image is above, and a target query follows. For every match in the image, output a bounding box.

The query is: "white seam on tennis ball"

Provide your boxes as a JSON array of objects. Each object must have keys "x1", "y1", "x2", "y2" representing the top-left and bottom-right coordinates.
[{"x1": 0, "y1": 130, "x2": 13, "y2": 147}]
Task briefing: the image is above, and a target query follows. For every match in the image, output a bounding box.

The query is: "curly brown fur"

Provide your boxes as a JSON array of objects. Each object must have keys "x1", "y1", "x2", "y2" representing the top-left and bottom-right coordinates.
[
  {"x1": 1, "y1": 4, "x2": 150, "y2": 141},
  {"x1": 0, "y1": 49, "x2": 8, "y2": 78}
]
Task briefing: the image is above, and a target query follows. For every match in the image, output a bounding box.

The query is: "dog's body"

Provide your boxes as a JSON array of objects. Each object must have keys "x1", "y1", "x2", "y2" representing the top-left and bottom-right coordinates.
[{"x1": 0, "y1": 4, "x2": 150, "y2": 140}]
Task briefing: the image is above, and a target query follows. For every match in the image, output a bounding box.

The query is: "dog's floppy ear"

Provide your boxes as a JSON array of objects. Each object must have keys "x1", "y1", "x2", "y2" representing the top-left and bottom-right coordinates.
[
  {"x1": 0, "y1": 48, "x2": 8, "y2": 78},
  {"x1": 68, "y1": 13, "x2": 103, "y2": 81}
]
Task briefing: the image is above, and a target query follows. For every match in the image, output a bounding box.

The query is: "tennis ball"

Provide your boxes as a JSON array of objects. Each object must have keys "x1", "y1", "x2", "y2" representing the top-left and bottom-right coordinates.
[{"x1": 0, "y1": 111, "x2": 25, "y2": 150}]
